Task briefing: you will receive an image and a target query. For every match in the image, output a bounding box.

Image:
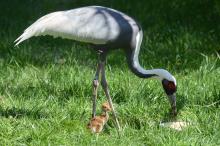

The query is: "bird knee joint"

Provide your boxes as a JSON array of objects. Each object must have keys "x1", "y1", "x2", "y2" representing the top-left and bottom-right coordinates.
[{"x1": 93, "y1": 80, "x2": 99, "y2": 88}]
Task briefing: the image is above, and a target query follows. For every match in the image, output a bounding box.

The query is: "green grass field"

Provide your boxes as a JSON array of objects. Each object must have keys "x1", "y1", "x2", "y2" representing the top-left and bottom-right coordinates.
[{"x1": 0, "y1": 0, "x2": 220, "y2": 145}]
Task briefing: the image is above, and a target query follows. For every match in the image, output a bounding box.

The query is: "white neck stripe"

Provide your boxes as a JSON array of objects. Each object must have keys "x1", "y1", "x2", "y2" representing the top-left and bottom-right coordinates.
[{"x1": 133, "y1": 31, "x2": 176, "y2": 85}]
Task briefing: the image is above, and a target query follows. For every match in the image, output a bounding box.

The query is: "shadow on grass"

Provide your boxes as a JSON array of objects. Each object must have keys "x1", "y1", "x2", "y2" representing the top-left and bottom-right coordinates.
[
  {"x1": 0, "y1": 106, "x2": 48, "y2": 119},
  {"x1": 2, "y1": 83, "x2": 90, "y2": 105},
  {"x1": 0, "y1": 0, "x2": 219, "y2": 72}
]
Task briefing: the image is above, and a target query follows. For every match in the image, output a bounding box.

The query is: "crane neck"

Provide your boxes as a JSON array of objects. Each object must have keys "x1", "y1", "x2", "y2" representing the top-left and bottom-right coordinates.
[
  {"x1": 126, "y1": 30, "x2": 162, "y2": 79},
  {"x1": 126, "y1": 51, "x2": 158, "y2": 78}
]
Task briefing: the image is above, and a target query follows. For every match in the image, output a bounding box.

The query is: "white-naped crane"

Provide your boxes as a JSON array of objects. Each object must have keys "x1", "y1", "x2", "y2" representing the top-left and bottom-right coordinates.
[{"x1": 15, "y1": 6, "x2": 177, "y2": 132}]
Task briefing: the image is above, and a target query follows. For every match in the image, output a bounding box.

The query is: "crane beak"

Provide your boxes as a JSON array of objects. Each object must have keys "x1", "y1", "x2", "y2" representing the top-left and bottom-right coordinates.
[{"x1": 168, "y1": 94, "x2": 177, "y2": 117}]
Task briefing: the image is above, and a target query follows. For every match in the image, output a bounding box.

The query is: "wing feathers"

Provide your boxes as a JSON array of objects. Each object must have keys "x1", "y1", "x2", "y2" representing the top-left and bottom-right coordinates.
[
  {"x1": 14, "y1": 6, "x2": 123, "y2": 46},
  {"x1": 14, "y1": 12, "x2": 62, "y2": 46}
]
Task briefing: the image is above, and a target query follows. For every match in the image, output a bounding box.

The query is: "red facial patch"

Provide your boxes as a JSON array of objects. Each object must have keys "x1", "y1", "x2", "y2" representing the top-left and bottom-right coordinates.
[{"x1": 167, "y1": 82, "x2": 176, "y2": 90}]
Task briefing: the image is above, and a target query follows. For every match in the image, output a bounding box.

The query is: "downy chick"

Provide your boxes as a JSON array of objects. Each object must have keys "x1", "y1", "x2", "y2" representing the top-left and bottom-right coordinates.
[{"x1": 87, "y1": 102, "x2": 111, "y2": 133}]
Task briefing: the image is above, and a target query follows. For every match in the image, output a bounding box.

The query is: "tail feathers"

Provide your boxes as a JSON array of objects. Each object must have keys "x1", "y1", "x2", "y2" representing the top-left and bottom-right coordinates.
[
  {"x1": 14, "y1": 31, "x2": 34, "y2": 46},
  {"x1": 14, "y1": 12, "x2": 61, "y2": 46},
  {"x1": 14, "y1": 21, "x2": 44, "y2": 46}
]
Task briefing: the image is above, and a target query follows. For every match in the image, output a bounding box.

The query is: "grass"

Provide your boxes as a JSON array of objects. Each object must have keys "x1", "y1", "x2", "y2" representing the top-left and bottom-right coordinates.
[{"x1": 0, "y1": 0, "x2": 220, "y2": 145}]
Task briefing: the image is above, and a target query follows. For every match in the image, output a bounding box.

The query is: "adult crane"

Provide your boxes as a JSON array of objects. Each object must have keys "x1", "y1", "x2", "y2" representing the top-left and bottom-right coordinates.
[{"x1": 14, "y1": 6, "x2": 177, "y2": 131}]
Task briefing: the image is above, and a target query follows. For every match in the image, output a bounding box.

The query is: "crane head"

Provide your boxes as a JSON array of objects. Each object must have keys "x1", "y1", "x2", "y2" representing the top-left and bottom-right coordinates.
[{"x1": 162, "y1": 79, "x2": 177, "y2": 117}]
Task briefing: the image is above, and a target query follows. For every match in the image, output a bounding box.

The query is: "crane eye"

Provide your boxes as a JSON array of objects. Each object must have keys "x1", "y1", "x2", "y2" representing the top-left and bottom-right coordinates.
[
  {"x1": 167, "y1": 82, "x2": 176, "y2": 90},
  {"x1": 162, "y1": 79, "x2": 176, "y2": 95}
]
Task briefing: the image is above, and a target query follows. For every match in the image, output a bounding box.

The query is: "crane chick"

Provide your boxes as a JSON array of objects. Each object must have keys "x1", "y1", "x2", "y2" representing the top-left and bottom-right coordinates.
[{"x1": 87, "y1": 102, "x2": 111, "y2": 133}]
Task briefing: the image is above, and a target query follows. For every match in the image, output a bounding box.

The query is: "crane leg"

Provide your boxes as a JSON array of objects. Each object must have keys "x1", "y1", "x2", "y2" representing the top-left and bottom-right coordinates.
[
  {"x1": 92, "y1": 63, "x2": 102, "y2": 118},
  {"x1": 100, "y1": 61, "x2": 121, "y2": 132}
]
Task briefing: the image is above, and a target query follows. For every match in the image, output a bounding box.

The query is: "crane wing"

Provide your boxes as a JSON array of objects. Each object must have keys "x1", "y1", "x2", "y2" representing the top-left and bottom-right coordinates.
[
  {"x1": 15, "y1": 11, "x2": 64, "y2": 46},
  {"x1": 14, "y1": 7, "x2": 121, "y2": 46}
]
